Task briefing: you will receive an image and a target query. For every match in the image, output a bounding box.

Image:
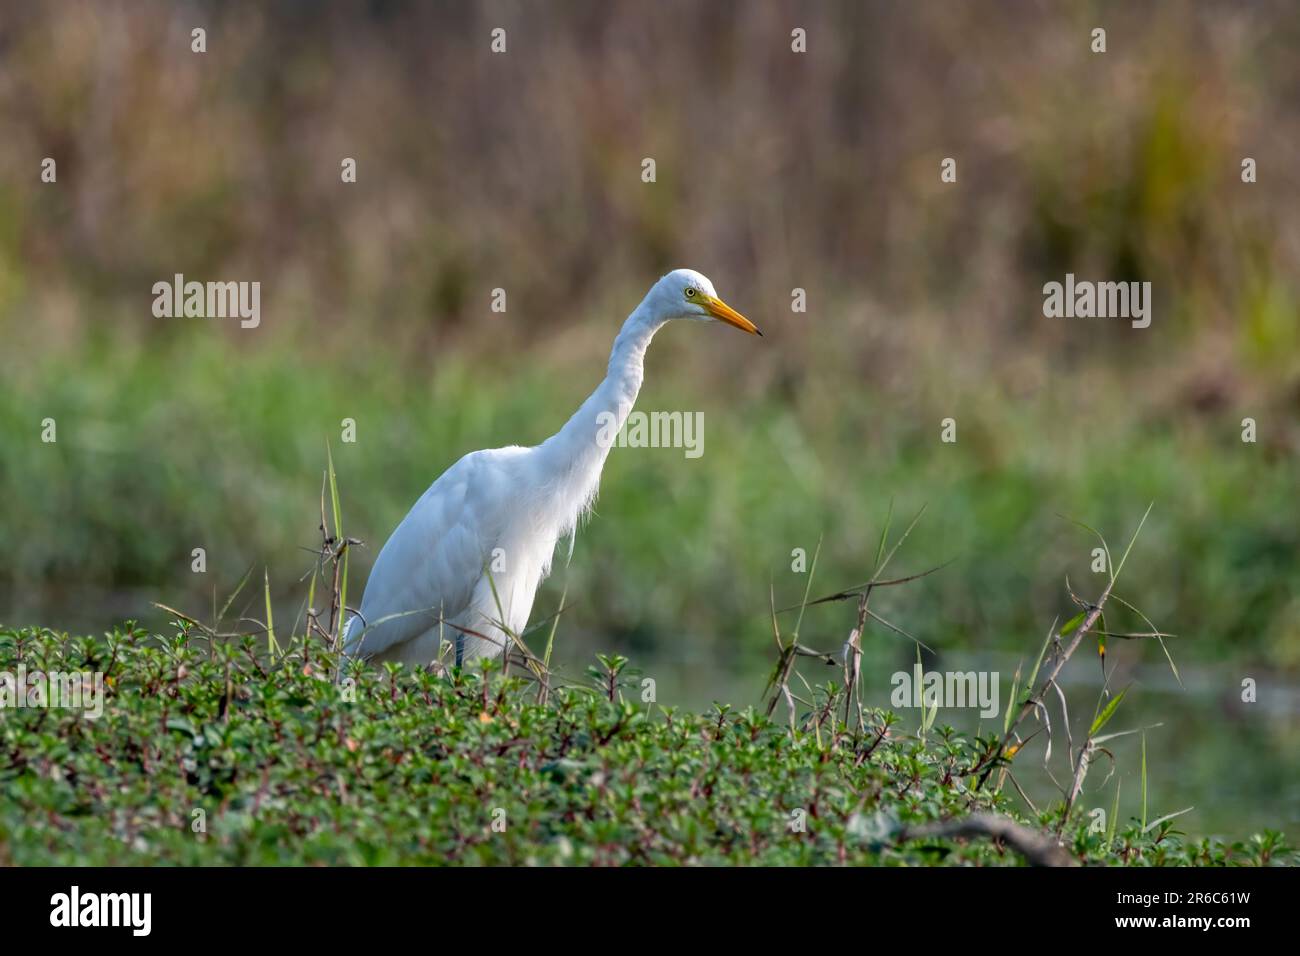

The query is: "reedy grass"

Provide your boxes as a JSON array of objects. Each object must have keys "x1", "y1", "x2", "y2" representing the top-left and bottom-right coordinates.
[
  {"x1": 14, "y1": 620, "x2": 1289, "y2": 865},
  {"x1": 2, "y1": 492, "x2": 1292, "y2": 866}
]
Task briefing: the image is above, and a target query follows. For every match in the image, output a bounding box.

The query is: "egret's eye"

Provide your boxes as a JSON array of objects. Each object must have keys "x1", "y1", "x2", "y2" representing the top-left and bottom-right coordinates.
[{"x1": 685, "y1": 288, "x2": 696, "y2": 298}]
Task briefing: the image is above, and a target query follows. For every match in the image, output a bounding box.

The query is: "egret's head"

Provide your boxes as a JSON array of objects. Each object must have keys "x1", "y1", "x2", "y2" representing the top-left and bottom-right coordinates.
[{"x1": 652, "y1": 268, "x2": 762, "y2": 335}]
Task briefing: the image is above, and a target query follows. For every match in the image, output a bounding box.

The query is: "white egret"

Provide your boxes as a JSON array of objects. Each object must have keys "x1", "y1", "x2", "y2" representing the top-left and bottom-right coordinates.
[{"x1": 342, "y1": 269, "x2": 760, "y2": 667}]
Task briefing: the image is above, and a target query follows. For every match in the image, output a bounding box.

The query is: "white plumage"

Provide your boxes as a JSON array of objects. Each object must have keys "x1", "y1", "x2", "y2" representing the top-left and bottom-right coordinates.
[{"x1": 342, "y1": 269, "x2": 760, "y2": 668}]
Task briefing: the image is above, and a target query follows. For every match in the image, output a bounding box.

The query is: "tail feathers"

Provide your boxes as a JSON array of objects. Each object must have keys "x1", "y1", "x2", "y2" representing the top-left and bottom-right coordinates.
[{"x1": 340, "y1": 613, "x2": 362, "y2": 656}]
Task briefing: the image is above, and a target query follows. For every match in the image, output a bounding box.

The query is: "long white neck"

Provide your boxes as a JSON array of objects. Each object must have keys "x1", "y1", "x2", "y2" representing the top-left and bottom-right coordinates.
[{"x1": 536, "y1": 301, "x2": 665, "y2": 522}]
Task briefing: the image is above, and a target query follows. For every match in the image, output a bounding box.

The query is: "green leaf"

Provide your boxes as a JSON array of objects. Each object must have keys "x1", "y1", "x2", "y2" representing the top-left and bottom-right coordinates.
[
  {"x1": 264, "y1": 566, "x2": 276, "y2": 659},
  {"x1": 1003, "y1": 660, "x2": 1022, "y2": 735},
  {"x1": 1059, "y1": 611, "x2": 1085, "y2": 637},
  {"x1": 1140, "y1": 732, "x2": 1149, "y2": 832},
  {"x1": 1106, "y1": 778, "x2": 1121, "y2": 850},
  {"x1": 1089, "y1": 685, "x2": 1128, "y2": 737}
]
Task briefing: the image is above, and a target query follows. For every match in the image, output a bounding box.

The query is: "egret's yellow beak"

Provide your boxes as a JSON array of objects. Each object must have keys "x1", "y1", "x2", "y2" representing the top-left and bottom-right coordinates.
[{"x1": 701, "y1": 293, "x2": 762, "y2": 336}]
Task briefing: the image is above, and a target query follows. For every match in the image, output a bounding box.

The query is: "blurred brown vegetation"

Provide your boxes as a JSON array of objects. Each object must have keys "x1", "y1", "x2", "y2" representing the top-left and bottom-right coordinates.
[{"x1": 2, "y1": 1, "x2": 1298, "y2": 388}]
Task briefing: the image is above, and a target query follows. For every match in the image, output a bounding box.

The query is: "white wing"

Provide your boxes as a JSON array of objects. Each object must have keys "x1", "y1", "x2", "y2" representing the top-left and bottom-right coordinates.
[{"x1": 343, "y1": 447, "x2": 526, "y2": 660}]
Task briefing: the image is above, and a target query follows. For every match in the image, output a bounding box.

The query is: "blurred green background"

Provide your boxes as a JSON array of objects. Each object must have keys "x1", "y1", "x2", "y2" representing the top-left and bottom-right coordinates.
[{"x1": 0, "y1": 1, "x2": 1297, "y2": 840}]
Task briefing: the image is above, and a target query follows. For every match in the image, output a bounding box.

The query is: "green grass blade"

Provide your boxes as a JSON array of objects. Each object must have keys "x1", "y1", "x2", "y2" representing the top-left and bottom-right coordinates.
[
  {"x1": 1106, "y1": 778, "x2": 1121, "y2": 850},
  {"x1": 543, "y1": 582, "x2": 567, "y2": 669},
  {"x1": 1112, "y1": 501, "x2": 1154, "y2": 584},
  {"x1": 873, "y1": 497, "x2": 894, "y2": 572},
  {"x1": 264, "y1": 566, "x2": 276, "y2": 659},
  {"x1": 1003, "y1": 659, "x2": 1022, "y2": 735},
  {"x1": 326, "y1": 440, "x2": 348, "y2": 639},
  {"x1": 1110, "y1": 592, "x2": 1182, "y2": 688},
  {"x1": 1089, "y1": 684, "x2": 1129, "y2": 737},
  {"x1": 1140, "y1": 731, "x2": 1149, "y2": 832},
  {"x1": 217, "y1": 564, "x2": 255, "y2": 629},
  {"x1": 1025, "y1": 616, "x2": 1057, "y2": 691},
  {"x1": 791, "y1": 535, "x2": 822, "y2": 641}
]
